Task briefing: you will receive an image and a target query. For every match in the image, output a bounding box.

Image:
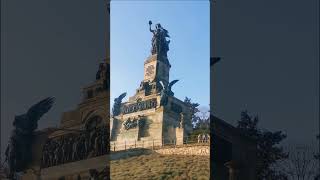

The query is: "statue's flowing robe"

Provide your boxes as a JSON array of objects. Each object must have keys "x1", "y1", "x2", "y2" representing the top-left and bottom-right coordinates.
[{"x1": 151, "y1": 28, "x2": 169, "y2": 56}]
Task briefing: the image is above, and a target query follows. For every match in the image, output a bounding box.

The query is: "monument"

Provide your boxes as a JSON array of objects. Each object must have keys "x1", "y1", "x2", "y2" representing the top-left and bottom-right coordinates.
[
  {"x1": 3, "y1": 59, "x2": 110, "y2": 180},
  {"x1": 110, "y1": 21, "x2": 193, "y2": 150},
  {"x1": 2, "y1": 2, "x2": 112, "y2": 179}
]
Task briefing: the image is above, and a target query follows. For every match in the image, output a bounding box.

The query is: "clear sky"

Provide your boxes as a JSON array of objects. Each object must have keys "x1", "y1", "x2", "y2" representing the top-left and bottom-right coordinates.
[
  {"x1": 1, "y1": 0, "x2": 317, "y2": 160},
  {"x1": 110, "y1": 1, "x2": 210, "y2": 109},
  {"x1": 213, "y1": 0, "x2": 319, "y2": 145}
]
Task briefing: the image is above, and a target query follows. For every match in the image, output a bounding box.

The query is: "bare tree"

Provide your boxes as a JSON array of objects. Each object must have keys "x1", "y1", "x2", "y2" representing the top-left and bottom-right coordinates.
[
  {"x1": 195, "y1": 106, "x2": 210, "y2": 130},
  {"x1": 197, "y1": 106, "x2": 210, "y2": 119},
  {"x1": 274, "y1": 145, "x2": 319, "y2": 180}
]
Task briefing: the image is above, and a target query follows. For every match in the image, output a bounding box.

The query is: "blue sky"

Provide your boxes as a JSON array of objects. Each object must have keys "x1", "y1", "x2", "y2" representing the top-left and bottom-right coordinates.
[{"x1": 110, "y1": 1, "x2": 210, "y2": 109}]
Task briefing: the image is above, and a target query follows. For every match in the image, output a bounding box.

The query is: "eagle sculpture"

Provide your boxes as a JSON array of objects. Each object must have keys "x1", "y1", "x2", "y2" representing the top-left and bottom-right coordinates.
[
  {"x1": 5, "y1": 97, "x2": 55, "y2": 178},
  {"x1": 112, "y1": 92, "x2": 127, "y2": 116},
  {"x1": 159, "y1": 80, "x2": 179, "y2": 106}
]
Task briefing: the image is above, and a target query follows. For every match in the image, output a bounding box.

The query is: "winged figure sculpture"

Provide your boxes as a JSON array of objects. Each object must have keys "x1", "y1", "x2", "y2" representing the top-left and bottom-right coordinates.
[
  {"x1": 5, "y1": 97, "x2": 55, "y2": 178},
  {"x1": 112, "y1": 92, "x2": 127, "y2": 116},
  {"x1": 159, "y1": 79, "x2": 179, "y2": 106}
]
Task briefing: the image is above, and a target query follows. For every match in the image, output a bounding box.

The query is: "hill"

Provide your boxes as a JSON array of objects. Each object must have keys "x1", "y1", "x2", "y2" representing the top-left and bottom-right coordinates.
[{"x1": 110, "y1": 150, "x2": 209, "y2": 180}]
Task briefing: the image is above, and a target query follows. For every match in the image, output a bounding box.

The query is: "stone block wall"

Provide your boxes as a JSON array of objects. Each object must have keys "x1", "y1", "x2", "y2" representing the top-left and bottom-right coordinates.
[{"x1": 155, "y1": 145, "x2": 210, "y2": 156}]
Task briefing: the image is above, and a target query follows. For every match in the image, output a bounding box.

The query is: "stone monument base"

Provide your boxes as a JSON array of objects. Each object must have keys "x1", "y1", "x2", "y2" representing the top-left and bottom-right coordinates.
[{"x1": 21, "y1": 155, "x2": 108, "y2": 180}]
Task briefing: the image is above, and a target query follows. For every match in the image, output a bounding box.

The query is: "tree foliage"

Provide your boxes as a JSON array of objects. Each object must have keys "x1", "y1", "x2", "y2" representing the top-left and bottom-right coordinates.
[
  {"x1": 237, "y1": 110, "x2": 288, "y2": 179},
  {"x1": 184, "y1": 97, "x2": 210, "y2": 141},
  {"x1": 184, "y1": 97, "x2": 200, "y2": 127}
]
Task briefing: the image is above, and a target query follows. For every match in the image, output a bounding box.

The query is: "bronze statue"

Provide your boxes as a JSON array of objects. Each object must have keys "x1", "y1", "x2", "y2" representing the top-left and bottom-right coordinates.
[
  {"x1": 96, "y1": 62, "x2": 105, "y2": 80},
  {"x1": 123, "y1": 117, "x2": 139, "y2": 130},
  {"x1": 167, "y1": 80, "x2": 179, "y2": 96},
  {"x1": 5, "y1": 97, "x2": 54, "y2": 178},
  {"x1": 95, "y1": 61, "x2": 109, "y2": 90},
  {"x1": 112, "y1": 92, "x2": 126, "y2": 116},
  {"x1": 159, "y1": 81, "x2": 168, "y2": 106},
  {"x1": 159, "y1": 80, "x2": 179, "y2": 106},
  {"x1": 149, "y1": 21, "x2": 170, "y2": 57},
  {"x1": 179, "y1": 112, "x2": 185, "y2": 128}
]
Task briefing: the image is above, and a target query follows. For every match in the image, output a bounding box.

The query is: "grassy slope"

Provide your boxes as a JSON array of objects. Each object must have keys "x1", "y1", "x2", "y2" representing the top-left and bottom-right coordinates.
[{"x1": 111, "y1": 152, "x2": 210, "y2": 180}]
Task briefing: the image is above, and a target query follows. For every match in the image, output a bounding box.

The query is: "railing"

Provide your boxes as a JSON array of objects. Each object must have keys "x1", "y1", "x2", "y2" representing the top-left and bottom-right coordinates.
[{"x1": 110, "y1": 134, "x2": 210, "y2": 152}]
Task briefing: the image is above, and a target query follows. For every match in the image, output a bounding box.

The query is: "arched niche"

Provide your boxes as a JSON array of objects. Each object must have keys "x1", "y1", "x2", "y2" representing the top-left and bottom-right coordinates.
[
  {"x1": 85, "y1": 115, "x2": 103, "y2": 131},
  {"x1": 82, "y1": 108, "x2": 107, "y2": 131}
]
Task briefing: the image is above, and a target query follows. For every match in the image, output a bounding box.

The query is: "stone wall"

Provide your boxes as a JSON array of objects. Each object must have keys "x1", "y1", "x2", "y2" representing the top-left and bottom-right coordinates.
[
  {"x1": 111, "y1": 105, "x2": 164, "y2": 145},
  {"x1": 155, "y1": 145, "x2": 210, "y2": 156}
]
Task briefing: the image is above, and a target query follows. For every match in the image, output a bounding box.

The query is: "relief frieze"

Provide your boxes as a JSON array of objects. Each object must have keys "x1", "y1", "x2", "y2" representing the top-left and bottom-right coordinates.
[{"x1": 121, "y1": 98, "x2": 157, "y2": 114}]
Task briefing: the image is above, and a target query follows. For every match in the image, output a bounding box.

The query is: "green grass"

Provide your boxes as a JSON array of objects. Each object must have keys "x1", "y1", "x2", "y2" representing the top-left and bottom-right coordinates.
[{"x1": 110, "y1": 152, "x2": 210, "y2": 180}]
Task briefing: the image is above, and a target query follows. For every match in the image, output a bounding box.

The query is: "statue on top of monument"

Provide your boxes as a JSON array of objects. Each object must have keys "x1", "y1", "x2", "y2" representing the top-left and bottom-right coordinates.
[
  {"x1": 96, "y1": 62, "x2": 105, "y2": 80},
  {"x1": 112, "y1": 92, "x2": 126, "y2": 116},
  {"x1": 5, "y1": 97, "x2": 55, "y2": 178},
  {"x1": 149, "y1": 20, "x2": 170, "y2": 57}
]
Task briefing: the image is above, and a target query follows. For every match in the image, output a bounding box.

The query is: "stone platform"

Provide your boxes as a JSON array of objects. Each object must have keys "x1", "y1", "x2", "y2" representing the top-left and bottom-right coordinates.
[{"x1": 21, "y1": 155, "x2": 108, "y2": 180}]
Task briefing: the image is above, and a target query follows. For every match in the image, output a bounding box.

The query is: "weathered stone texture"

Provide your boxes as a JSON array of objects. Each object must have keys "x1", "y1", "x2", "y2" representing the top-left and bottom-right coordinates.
[{"x1": 155, "y1": 145, "x2": 210, "y2": 156}]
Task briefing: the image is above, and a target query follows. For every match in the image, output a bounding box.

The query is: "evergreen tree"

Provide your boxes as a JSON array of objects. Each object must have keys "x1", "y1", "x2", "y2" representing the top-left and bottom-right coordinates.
[
  {"x1": 237, "y1": 110, "x2": 288, "y2": 179},
  {"x1": 184, "y1": 97, "x2": 200, "y2": 127}
]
